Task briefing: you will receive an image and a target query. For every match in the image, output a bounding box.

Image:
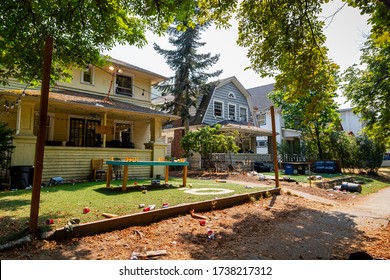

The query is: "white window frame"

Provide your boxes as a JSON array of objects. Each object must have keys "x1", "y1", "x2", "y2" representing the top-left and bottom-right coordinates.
[
  {"x1": 228, "y1": 103, "x2": 236, "y2": 121},
  {"x1": 258, "y1": 113, "x2": 266, "y2": 126},
  {"x1": 239, "y1": 106, "x2": 248, "y2": 122},
  {"x1": 213, "y1": 100, "x2": 224, "y2": 118},
  {"x1": 115, "y1": 73, "x2": 134, "y2": 97},
  {"x1": 34, "y1": 112, "x2": 54, "y2": 141},
  {"x1": 257, "y1": 140, "x2": 268, "y2": 148},
  {"x1": 228, "y1": 92, "x2": 236, "y2": 99},
  {"x1": 81, "y1": 66, "x2": 94, "y2": 85},
  {"x1": 114, "y1": 120, "x2": 134, "y2": 143}
]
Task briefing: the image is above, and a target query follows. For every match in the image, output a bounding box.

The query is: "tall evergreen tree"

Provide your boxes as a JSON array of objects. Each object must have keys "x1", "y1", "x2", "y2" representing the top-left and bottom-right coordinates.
[{"x1": 153, "y1": 22, "x2": 222, "y2": 132}]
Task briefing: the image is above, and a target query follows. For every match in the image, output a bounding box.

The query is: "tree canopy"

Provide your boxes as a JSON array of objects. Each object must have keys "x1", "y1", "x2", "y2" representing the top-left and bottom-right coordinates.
[
  {"x1": 342, "y1": 2, "x2": 390, "y2": 147},
  {"x1": 0, "y1": 0, "x2": 235, "y2": 85}
]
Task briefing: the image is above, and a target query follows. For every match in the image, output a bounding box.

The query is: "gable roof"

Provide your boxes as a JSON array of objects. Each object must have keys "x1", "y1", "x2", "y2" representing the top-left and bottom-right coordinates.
[
  {"x1": 190, "y1": 76, "x2": 254, "y2": 126},
  {"x1": 247, "y1": 83, "x2": 275, "y2": 111},
  {"x1": 108, "y1": 57, "x2": 167, "y2": 85}
]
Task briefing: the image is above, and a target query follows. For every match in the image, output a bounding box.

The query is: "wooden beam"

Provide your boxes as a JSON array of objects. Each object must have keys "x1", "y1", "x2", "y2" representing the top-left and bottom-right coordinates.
[
  {"x1": 29, "y1": 36, "x2": 54, "y2": 233},
  {"x1": 270, "y1": 106, "x2": 280, "y2": 189}
]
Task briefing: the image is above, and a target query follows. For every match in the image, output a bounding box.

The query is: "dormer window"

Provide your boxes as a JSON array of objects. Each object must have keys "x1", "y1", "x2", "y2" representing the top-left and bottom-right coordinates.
[
  {"x1": 213, "y1": 100, "x2": 223, "y2": 118},
  {"x1": 228, "y1": 92, "x2": 236, "y2": 99},
  {"x1": 228, "y1": 104, "x2": 236, "y2": 120},
  {"x1": 81, "y1": 66, "x2": 94, "y2": 85},
  {"x1": 116, "y1": 74, "x2": 133, "y2": 97}
]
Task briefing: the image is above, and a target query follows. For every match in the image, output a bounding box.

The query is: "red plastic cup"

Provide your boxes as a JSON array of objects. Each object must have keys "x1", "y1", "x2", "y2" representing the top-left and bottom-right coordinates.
[
  {"x1": 199, "y1": 220, "x2": 206, "y2": 226},
  {"x1": 143, "y1": 207, "x2": 151, "y2": 212},
  {"x1": 83, "y1": 207, "x2": 90, "y2": 214}
]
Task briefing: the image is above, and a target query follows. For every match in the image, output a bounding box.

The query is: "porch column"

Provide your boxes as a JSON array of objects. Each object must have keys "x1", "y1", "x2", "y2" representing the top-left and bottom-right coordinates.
[
  {"x1": 12, "y1": 99, "x2": 37, "y2": 166},
  {"x1": 102, "y1": 112, "x2": 107, "y2": 148},
  {"x1": 149, "y1": 118, "x2": 167, "y2": 178},
  {"x1": 150, "y1": 118, "x2": 162, "y2": 142}
]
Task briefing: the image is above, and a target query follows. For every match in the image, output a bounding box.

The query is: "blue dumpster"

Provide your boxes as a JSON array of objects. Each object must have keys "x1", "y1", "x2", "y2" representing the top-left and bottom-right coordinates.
[{"x1": 284, "y1": 163, "x2": 294, "y2": 175}]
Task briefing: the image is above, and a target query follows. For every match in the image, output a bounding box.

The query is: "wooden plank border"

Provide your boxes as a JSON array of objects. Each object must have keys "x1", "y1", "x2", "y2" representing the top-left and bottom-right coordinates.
[{"x1": 51, "y1": 188, "x2": 281, "y2": 241}]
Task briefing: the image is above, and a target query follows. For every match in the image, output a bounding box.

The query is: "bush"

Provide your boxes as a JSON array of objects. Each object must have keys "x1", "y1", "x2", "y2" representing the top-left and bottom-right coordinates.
[
  {"x1": 356, "y1": 134, "x2": 385, "y2": 175},
  {"x1": 0, "y1": 122, "x2": 14, "y2": 170}
]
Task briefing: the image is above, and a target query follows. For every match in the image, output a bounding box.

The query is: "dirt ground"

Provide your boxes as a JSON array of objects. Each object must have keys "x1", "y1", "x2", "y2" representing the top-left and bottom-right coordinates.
[{"x1": 1, "y1": 170, "x2": 389, "y2": 260}]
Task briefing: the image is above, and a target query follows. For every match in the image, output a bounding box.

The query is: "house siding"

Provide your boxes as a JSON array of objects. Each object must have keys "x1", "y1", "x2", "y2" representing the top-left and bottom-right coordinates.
[
  {"x1": 43, "y1": 147, "x2": 152, "y2": 181},
  {"x1": 203, "y1": 82, "x2": 251, "y2": 125}
]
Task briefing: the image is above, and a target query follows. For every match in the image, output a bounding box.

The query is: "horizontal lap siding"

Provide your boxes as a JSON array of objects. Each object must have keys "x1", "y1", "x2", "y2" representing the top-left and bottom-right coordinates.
[{"x1": 43, "y1": 147, "x2": 152, "y2": 182}]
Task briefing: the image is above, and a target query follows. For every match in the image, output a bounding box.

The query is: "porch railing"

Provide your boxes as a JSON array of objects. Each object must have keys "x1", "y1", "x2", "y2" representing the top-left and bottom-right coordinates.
[
  {"x1": 42, "y1": 146, "x2": 153, "y2": 182},
  {"x1": 189, "y1": 153, "x2": 273, "y2": 172}
]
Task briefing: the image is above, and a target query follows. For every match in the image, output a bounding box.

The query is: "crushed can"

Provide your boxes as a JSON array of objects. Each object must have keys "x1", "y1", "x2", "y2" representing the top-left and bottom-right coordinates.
[
  {"x1": 44, "y1": 219, "x2": 54, "y2": 225},
  {"x1": 207, "y1": 229, "x2": 215, "y2": 239}
]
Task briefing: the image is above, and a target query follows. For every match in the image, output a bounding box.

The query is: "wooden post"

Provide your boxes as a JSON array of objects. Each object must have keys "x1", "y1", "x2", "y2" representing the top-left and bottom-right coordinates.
[
  {"x1": 29, "y1": 36, "x2": 53, "y2": 233},
  {"x1": 122, "y1": 165, "x2": 129, "y2": 192},
  {"x1": 270, "y1": 106, "x2": 280, "y2": 188},
  {"x1": 165, "y1": 166, "x2": 169, "y2": 184},
  {"x1": 106, "y1": 164, "x2": 112, "y2": 188},
  {"x1": 183, "y1": 165, "x2": 188, "y2": 187}
]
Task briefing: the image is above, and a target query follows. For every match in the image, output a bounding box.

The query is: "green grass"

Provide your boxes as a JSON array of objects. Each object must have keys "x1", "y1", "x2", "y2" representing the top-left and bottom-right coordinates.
[{"x1": 0, "y1": 177, "x2": 272, "y2": 245}]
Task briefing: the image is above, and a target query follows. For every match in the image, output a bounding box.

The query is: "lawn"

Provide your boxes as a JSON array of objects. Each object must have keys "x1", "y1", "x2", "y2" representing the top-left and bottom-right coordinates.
[{"x1": 0, "y1": 177, "x2": 273, "y2": 244}]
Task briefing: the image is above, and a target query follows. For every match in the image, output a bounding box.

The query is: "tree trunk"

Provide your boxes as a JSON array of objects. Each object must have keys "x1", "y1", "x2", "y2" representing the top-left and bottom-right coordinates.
[{"x1": 314, "y1": 125, "x2": 323, "y2": 160}]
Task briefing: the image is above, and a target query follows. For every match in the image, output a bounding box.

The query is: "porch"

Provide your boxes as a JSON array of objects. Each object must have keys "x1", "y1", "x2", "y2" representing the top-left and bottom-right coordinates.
[
  {"x1": 2, "y1": 89, "x2": 176, "y2": 185},
  {"x1": 42, "y1": 146, "x2": 154, "y2": 182}
]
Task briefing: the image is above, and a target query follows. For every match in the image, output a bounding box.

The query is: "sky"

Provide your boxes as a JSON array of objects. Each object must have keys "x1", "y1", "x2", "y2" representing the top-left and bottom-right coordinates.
[{"x1": 105, "y1": 0, "x2": 371, "y2": 108}]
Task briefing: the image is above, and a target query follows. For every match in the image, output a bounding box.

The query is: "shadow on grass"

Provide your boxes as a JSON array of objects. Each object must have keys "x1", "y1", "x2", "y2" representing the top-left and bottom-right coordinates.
[
  {"x1": 93, "y1": 184, "x2": 180, "y2": 196},
  {"x1": 0, "y1": 198, "x2": 31, "y2": 212}
]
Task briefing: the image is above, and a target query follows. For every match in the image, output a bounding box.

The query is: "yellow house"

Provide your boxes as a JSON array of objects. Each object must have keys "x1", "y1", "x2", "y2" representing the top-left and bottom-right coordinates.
[{"x1": 0, "y1": 58, "x2": 178, "y2": 184}]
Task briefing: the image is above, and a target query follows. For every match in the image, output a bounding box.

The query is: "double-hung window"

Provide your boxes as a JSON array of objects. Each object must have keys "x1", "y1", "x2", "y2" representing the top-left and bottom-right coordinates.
[
  {"x1": 81, "y1": 66, "x2": 94, "y2": 85},
  {"x1": 116, "y1": 74, "x2": 133, "y2": 97},
  {"x1": 214, "y1": 100, "x2": 223, "y2": 118},
  {"x1": 258, "y1": 113, "x2": 266, "y2": 126},
  {"x1": 228, "y1": 104, "x2": 236, "y2": 120},
  {"x1": 239, "y1": 107, "x2": 248, "y2": 122}
]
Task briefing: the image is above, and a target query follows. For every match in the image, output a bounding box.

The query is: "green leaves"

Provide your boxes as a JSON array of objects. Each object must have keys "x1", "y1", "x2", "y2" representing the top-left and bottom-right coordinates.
[
  {"x1": 180, "y1": 125, "x2": 239, "y2": 169},
  {"x1": 0, "y1": 122, "x2": 14, "y2": 169},
  {"x1": 0, "y1": 0, "x2": 235, "y2": 86},
  {"x1": 342, "y1": 2, "x2": 390, "y2": 147}
]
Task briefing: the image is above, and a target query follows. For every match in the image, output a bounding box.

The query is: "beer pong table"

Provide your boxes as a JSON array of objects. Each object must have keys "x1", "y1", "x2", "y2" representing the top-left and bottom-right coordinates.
[{"x1": 105, "y1": 160, "x2": 189, "y2": 191}]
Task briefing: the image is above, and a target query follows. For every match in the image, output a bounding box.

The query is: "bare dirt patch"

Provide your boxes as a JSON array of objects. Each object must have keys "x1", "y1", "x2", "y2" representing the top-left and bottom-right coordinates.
[{"x1": 1, "y1": 171, "x2": 389, "y2": 260}]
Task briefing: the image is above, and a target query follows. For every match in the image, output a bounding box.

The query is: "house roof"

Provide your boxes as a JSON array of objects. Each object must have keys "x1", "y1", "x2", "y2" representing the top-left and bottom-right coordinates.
[
  {"x1": 108, "y1": 57, "x2": 167, "y2": 85},
  {"x1": 215, "y1": 120, "x2": 274, "y2": 136},
  {"x1": 247, "y1": 83, "x2": 275, "y2": 111},
  {"x1": 190, "y1": 76, "x2": 254, "y2": 126},
  {"x1": 1, "y1": 89, "x2": 178, "y2": 120}
]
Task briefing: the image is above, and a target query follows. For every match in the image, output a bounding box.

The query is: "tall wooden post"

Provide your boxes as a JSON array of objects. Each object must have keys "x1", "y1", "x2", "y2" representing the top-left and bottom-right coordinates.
[
  {"x1": 29, "y1": 36, "x2": 53, "y2": 233},
  {"x1": 270, "y1": 106, "x2": 280, "y2": 188}
]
